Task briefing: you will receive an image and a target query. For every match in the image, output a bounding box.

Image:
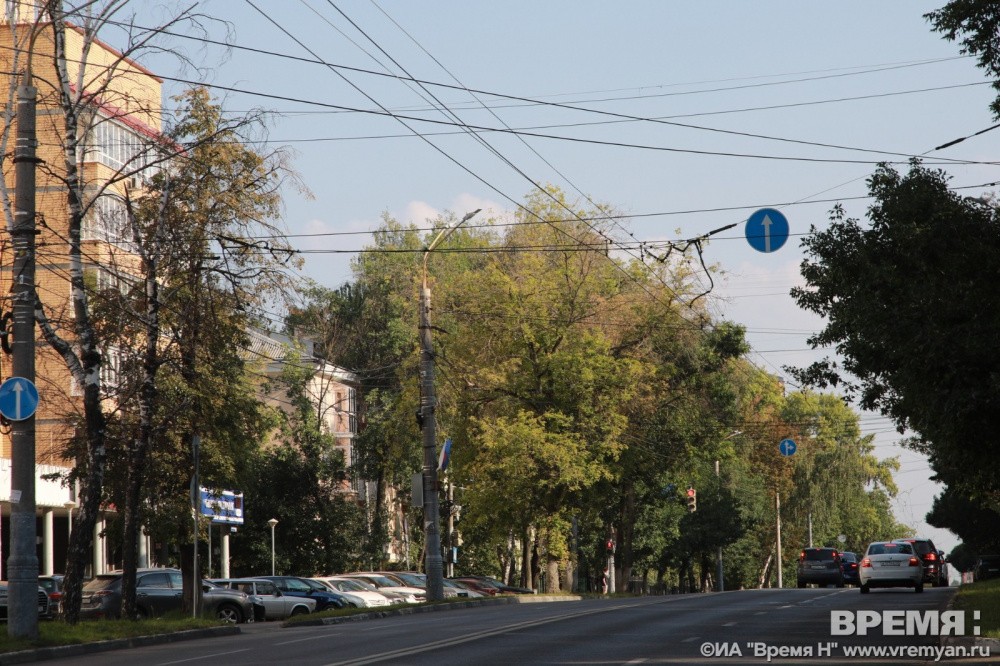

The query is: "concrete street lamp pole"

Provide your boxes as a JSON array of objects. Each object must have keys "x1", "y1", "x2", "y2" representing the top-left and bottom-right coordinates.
[
  {"x1": 420, "y1": 209, "x2": 480, "y2": 602},
  {"x1": 268, "y1": 519, "x2": 278, "y2": 576}
]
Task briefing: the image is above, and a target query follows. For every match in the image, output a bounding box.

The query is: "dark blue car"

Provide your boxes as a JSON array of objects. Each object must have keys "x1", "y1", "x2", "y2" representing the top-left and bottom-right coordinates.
[
  {"x1": 259, "y1": 576, "x2": 348, "y2": 611},
  {"x1": 840, "y1": 551, "x2": 860, "y2": 586}
]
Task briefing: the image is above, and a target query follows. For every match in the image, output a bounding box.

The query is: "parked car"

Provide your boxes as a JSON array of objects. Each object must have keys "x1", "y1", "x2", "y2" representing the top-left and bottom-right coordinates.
[
  {"x1": 450, "y1": 577, "x2": 499, "y2": 596},
  {"x1": 975, "y1": 555, "x2": 1000, "y2": 581},
  {"x1": 340, "y1": 573, "x2": 425, "y2": 603},
  {"x1": 79, "y1": 569, "x2": 254, "y2": 622},
  {"x1": 893, "y1": 538, "x2": 945, "y2": 586},
  {"x1": 458, "y1": 575, "x2": 534, "y2": 595},
  {"x1": 258, "y1": 576, "x2": 347, "y2": 611},
  {"x1": 839, "y1": 552, "x2": 860, "y2": 586},
  {"x1": 0, "y1": 583, "x2": 52, "y2": 621},
  {"x1": 377, "y1": 571, "x2": 483, "y2": 598},
  {"x1": 796, "y1": 548, "x2": 844, "y2": 588},
  {"x1": 38, "y1": 575, "x2": 64, "y2": 615},
  {"x1": 311, "y1": 577, "x2": 392, "y2": 608},
  {"x1": 860, "y1": 541, "x2": 924, "y2": 593},
  {"x1": 211, "y1": 578, "x2": 314, "y2": 620}
]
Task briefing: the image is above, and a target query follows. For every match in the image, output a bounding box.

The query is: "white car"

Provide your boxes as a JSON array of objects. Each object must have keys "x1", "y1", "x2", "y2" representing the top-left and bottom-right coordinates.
[
  {"x1": 312, "y1": 577, "x2": 392, "y2": 607},
  {"x1": 859, "y1": 541, "x2": 924, "y2": 594},
  {"x1": 341, "y1": 573, "x2": 425, "y2": 603}
]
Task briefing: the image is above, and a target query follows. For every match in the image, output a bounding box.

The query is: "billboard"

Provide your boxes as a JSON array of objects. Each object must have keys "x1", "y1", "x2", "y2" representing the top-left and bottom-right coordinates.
[{"x1": 199, "y1": 487, "x2": 244, "y2": 525}]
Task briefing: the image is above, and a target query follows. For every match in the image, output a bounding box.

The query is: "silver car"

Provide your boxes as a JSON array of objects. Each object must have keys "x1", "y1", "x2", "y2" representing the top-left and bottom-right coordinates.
[{"x1": 211, "y1": 578, "x2": 315, "y2": 620}]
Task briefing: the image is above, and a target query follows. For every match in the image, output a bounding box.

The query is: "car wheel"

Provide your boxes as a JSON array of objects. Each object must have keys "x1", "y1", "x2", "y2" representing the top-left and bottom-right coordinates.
[
  {"x1": 915, "y1": 583, "x2": 924, "y2": 593},
  {"x1": 836, "y1": 579, "x2": 845, "y2": 588},
  {"x1": 797, "y1": 581, "x2": 806, "y2": 589},
  {"x1": 133, "y1": 606, "x2": 148, "y2": 620},
  {"x1": 216, "y1": 603, "x2": 242, "y2": 624},
  {"x1": 290, "y1": 606, "x2": 309, "y2": 617},
  {"x1": 860, "y1": 583, "x2": 870, "y2": 594}
]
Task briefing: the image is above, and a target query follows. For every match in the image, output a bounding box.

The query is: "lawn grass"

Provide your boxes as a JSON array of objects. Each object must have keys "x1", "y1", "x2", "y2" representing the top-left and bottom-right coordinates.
[
  {"x1": 0, "y1": 615, "x2": 221, "y2": 654},
  {"x1": 952, "y1": 578, "x2": 1000, "y2": 638}
]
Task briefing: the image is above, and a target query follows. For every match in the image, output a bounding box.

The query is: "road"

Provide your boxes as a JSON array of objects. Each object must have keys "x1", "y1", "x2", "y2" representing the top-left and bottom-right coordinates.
[{"x1": 40, "y1": 587, "x2": 995, "y2": 665}]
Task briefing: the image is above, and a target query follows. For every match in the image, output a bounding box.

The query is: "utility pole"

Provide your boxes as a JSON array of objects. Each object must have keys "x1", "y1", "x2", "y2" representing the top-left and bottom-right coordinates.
[
  {"x1": 8, "y1": 75, "x2": 39, "y2": 639},
  {"x1": 775, "y1": 492, "x2": 783, "y2": 588},
  {"x1": 419, "y1": 209, "x2": 480, "y2": 602},
  {"x1": 715, "y1": 459, "x2": 724, "y2": 592}
]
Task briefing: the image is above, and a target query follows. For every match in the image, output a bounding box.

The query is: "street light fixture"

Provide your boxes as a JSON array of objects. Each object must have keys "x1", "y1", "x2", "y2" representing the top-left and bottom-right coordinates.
[
  {"x1": 420, "y1": 209, "x2": 480, "y2": 602},
  {"x1": 267, "y1": 518, "x2": 278, "y2": 576},
  {"x1": 64, "y1": 501, "x2": 76, "y2": 541}
]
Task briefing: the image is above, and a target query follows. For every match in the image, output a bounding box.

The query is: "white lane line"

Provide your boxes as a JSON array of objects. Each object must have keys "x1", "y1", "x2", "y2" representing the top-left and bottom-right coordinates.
[
  {"x1": 754, "y1": 611, "x2": 767, "y2": 615},
  {"x1": 624, "y1": 659, "x2": 648, "y2": 664},
  {"x1": 722, "y1": 621, "x2": 738, "y2": 627},
  {"x1": 157, "y1": 649, "x2": 251, "y2": 665},
  {"x1": 681, "y1": 636, "x2": 700, "y2": 643}
]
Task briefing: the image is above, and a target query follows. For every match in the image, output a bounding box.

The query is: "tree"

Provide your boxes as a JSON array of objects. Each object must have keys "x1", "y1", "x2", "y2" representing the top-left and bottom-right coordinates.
[
  {"x1": 790, "y1": 161, "x2": 1000, "y2": 498},
  {"x1": 926, "y1": 2, "x2": 1000, "y2": 118}
]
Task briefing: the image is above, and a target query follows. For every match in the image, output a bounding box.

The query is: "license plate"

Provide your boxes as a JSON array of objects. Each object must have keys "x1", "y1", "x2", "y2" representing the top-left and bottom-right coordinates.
[
  {"x1": 880, "y1": 562, "x2": 901, "y2": 567},
  {"x1": 810, "y1": 565, "x2": 827, "y2": 570}
]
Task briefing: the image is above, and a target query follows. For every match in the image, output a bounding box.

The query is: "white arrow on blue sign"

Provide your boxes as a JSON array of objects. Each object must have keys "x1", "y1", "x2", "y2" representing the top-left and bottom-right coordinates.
[
  {"x1": 0, "y1": 377, "x2": 39, "y2": 421},
  {"x1": 779, "y1": 438, "x2": 797, "y2": 457},
  {"x1": 745, "y1": 208, "x2": 790, "y2": 253}
]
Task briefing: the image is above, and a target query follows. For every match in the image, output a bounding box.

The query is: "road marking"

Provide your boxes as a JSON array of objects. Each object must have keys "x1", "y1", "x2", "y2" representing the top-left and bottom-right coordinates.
[
  {"x1": 324, "y1": 602, "x2": 650, "y2": 665},
  {"x1": 624, "y1": 659, "x2": 648, "y2": 664},
  {"x1": 722, "y1": 621, "x2": 738, "y2": 626},
  {"x1": 681, "y1": 636, "x2": 700, "y2": 643},
  {"x1": 754, "y1": 611, "x2": 767, "y2": 615},
  {"x1": 157, "y1": 649, "x2": 251, "y2": 665}
]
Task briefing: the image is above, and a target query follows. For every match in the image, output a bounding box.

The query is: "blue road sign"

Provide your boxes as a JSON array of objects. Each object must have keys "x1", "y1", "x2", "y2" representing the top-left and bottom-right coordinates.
[
  {"x1": 779, "y1": 438, "x2": 797, "y2": 457},
  {"x1": 745, "y1": 208, "x2": 790, "y2": 253},
  {"x1": 0, "y1": 377, "x2": 39, "y2": 421}
]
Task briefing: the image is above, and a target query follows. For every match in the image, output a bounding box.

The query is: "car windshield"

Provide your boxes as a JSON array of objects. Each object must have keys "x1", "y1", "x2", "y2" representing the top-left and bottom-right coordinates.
[
  {"x1": 303, "y1": 578, "x2": 328, "y2": 591},
  {"x1": 802, "y1": 550, "x2": 836, "y2": 561},
  {"x1": 330, "y1": 579, "x2": 367, "y2": 592},
  {"x1": 391, "y1": 573, "x2": 425, "y2": 587},
  {"x1": 355, "y1": 575, "x2": 398, "y2": 588},
  {"x1": 899, "y1": 540, "x2": 933, "y2": 555},
  {"x1": 869, "y1": 543, "x2": 912, "y2": 555},
  {"x1": 83, "y1": 576, "x2": 119, "y2": 592}
]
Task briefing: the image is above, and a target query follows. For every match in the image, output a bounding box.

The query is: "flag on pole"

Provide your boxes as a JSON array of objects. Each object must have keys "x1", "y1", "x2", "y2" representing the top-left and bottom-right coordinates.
[{"x1": 438, "y1": 438, "x2": 452, "y2": 471}]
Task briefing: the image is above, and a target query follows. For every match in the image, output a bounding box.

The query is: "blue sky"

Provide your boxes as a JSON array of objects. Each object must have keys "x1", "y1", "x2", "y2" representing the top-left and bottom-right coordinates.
[{"x1": 127, "y1": 1, "x2": 1000, "y2": 558}]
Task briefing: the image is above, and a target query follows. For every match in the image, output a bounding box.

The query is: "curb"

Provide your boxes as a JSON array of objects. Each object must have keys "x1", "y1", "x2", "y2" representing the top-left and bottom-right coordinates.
[
  {"x1": 0, "y1": 625, "x2": 240, "y2": 665},
  {"x1": 288, "y1": 594, "x2": 584, "y2": 627}
]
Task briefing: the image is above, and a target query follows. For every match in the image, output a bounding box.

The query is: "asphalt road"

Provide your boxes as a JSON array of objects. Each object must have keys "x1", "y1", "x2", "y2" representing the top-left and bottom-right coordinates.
[{"x1": 34, "y1": 586, "x2": 995, "y2": 665}]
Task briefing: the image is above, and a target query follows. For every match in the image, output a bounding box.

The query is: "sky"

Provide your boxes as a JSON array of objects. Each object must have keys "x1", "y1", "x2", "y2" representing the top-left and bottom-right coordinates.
[{"x1": 120, "y1": 1, "x2": 1000, "y2": 559}]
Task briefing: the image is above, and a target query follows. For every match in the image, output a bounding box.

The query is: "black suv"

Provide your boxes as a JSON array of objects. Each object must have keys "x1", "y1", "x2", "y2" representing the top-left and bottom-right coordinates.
[
  {"x1": 797, "y1": 548, "x2": 844, "y2": 588},
  {"x1": 893, "y1": 538, "x2": 945, "y2": 586}
]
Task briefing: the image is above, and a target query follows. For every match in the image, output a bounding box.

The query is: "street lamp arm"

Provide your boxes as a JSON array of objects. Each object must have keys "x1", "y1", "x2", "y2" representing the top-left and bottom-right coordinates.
[{"x1": 423, "y1": 209, "x2": 482, "y2": 286}]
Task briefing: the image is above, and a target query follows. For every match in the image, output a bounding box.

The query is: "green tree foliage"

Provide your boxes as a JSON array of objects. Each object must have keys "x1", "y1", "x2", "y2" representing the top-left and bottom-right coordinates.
[
  {"x1": 791, "y1": 162, "x2": 1000, "y2": 498},
  {"x1": 926, "y1": 2, "x2": 1000, "y2": 118}
]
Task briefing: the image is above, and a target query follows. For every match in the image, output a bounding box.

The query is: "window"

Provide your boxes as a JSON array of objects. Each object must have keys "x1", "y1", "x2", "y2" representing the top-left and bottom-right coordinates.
[
  {"x1": 86, "y1": 115, "x2": 159, "y2": 183},
  {"x1": 137, "y1": 573, "x2": 170, "y2": 588},
  {"x1": 85, "y1": 195, "x2": 135, "y2": 250}
]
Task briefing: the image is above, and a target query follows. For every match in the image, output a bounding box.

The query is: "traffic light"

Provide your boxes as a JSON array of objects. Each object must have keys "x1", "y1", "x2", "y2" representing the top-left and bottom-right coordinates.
[{"x1": 686, "y1": 487, "x2": 697, "y2": 512}]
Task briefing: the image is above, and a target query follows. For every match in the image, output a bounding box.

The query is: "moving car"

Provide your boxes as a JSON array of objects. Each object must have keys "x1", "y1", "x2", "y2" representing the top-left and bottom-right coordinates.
[
  {"x1": 893, "y1": 538, "x2": 945, "y2": 587},
  {"x1": 796, "y1": 548, "x2": 844, "y2": 588},
  {"x1": 860, "y1": 541, "x2": 924, "y2": 593},
  {"x1": 211, "y1": 578, "x2": 315, "y2": 620},
  {"x1": 840, "y1": 552, "x2": 860, "y2": 586},
  {"x1": 79, "y1": 569, "x2": 254, "y2": 622}
]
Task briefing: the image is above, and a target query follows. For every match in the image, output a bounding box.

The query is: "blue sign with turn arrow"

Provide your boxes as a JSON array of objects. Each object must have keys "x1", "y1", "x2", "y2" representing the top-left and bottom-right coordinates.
[
  {"x1": 745, "y1": 208, "x2": 790, "y2": 253},
  {"x1": 779, "y1": 438, "x2": 797, "y2": 456},
  {"x1": 0, "y1": 377, "x2": 39, "y2": 421}
]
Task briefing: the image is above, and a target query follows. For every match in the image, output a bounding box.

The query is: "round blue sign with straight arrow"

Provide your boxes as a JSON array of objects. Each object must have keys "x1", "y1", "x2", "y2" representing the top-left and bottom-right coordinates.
[
  {"x1": 745, "y1": 208, "x2": 790, "y2": 253},
  {"x1": 0, "y1": 376, "x2": 38, "y2": 421},
  {"x1": 779, "y1": 438, "x2": 797, "y2": 457}
]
